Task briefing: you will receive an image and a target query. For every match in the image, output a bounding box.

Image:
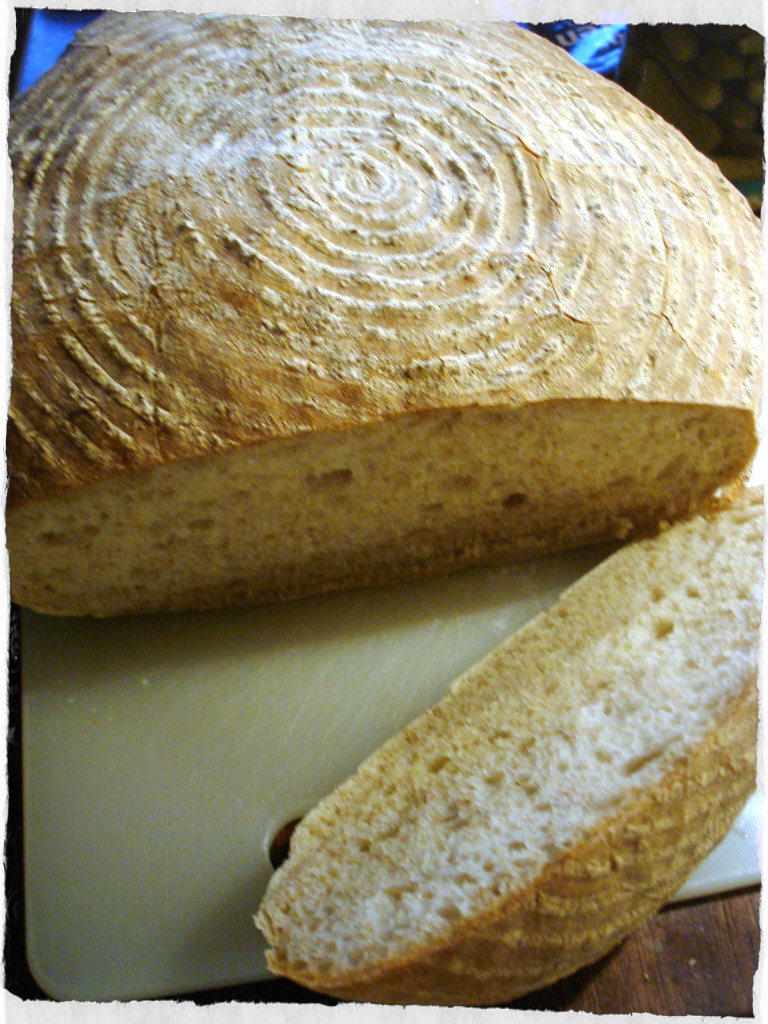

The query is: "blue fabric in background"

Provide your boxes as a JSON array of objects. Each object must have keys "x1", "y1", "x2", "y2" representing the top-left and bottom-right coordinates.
[
  {"x1": 16, "y1": 9, "x2": 101, "y2": 95},
  {"x1": 520, "y1": 21, "x2": 628, "y2": 78},
  {"x1": 15, "y1": 11, "x2": 627, "y2": 98}
]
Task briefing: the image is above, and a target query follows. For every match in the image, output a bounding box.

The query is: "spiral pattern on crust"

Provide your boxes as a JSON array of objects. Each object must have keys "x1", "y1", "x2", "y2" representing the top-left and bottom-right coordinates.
[{"x1": 8, "y1": 14, "x2": 762, "y2": 503}]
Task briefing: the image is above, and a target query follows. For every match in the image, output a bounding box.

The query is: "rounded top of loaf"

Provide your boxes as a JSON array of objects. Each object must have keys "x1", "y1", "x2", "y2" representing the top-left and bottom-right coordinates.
[{"x1": 9, "y1": 14, "x2": 762, "y2": 507}]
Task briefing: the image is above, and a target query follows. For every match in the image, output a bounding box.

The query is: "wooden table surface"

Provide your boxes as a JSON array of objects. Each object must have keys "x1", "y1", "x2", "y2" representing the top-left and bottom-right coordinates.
[
  {"x1": 5, "y1": 887, "x2": 760, "y2": 1015},
  {"x1": 186, "y1": 886, "x2": 761, "y2": 1015}
]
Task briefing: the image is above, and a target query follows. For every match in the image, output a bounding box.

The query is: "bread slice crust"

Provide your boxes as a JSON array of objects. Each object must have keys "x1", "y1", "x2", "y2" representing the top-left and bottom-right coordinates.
[
  {"x1": 270, "y1": 682, "x2": 755, "y2": 1005},
  {"x1": 256, "y1": 488, "x2": 762, "y2": 1005}
]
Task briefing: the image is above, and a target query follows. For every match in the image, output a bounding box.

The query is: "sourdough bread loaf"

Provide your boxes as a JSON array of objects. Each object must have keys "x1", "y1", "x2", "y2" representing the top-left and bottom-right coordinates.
[
  {"x1": 8, "y1": 14, "x2": 761, "y2": 616},
  {"x1": 255, "y1": 487, "x2": 763, "y2": 1005}
]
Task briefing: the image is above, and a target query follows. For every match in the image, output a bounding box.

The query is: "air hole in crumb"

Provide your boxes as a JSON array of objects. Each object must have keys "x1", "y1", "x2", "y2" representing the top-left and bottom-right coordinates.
[
  {"x1": 307, "y1": 468, "x2": 354, "y2": 488},
  {"x1": 624, "y1": 747, "x2": 664, "y2": 775},
  {"x1": 268, "y1": 818, "x2": 301, "y2": 869},
  {"x1": 448, "y1": 818, "x2": 469, "y2": 832},
  {"x1": 696, "y1": 424, "x2": 712, "y2": 442},
  {"x1": 609, "y1": 474, "x2": 633, "y2": 490},
  {"x1": 437, "y1": 904, "x2": 462, "y2": 921},
  {"x1": 452, "y1": 474, "x2": 476, "y2": 489},
  {"x1": 651, "y1": 586, "x2": 664, "y2": 602},
  {"x1": 502, "y1": 492, "x2": 528, "y2": 509},
  {"x1": 189, "y1": 518, "x2": 214, "y2": 530},
  {"x1": 686, "y1": 585, "x2": 701, "y2": 598},
  {"x1": 483, "y1": 860, "x2": 495, "y2": 872},
  {"x1": 385, "y1": 881, "x2": 417, "y2": 902},
  {"x1": 428, "y1": 755, "x2": 450, "y2": 774},
  {"x1": 521, "y1": 780, "x2": 540, "y2": 797},
  {"x1": 654, "y1": 618, "x2": 675, "y2": 640},
  {"x1": 40, "y1": 531, "x2": 65, "y2": 545},
  {"x1": 492, "y1": 729, "x2": 512, "y2": 742},
  {"x1": 509, "y1": 840, "x2": 526, "y2": 852},
  {"x1": 657, "y1": 453, "x2": 686, "y2": 481}
]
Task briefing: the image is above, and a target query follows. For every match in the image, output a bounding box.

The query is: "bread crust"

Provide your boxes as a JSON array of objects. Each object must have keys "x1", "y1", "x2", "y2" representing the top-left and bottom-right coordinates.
[
  {"x1": 256, "y1": 489, "x2": 762, "y2": 1004},
  {"x1": 281, "y1": 680, "x2": 755, "y2": 1004},
  {"x1": 9, "y1": 14, "x2": 762, "y2": 510}
]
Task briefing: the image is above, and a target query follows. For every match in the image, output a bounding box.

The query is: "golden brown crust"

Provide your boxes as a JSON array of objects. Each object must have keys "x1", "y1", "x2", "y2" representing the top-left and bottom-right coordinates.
[
  {"x1": 8, "y1": 14, "x2": 762, "y2": 509},
  {"x1": 275, "y1": 678, "x2": 756, "y2": 1005},
  {"x1": 256, "y1": 489, "x2": 762, "y2": 1004}
]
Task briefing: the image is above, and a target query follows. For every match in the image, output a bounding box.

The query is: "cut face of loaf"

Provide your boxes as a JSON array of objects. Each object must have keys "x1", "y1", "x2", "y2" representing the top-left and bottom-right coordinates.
[
  {"x1": 8, "y1": 15, "x2": 762, "y2": 615},
  {"x1": 255, "y1": 487, "x2": 763, "y2": 1005},
  {"x1": 7, "y1": 400, "x2": 756, "y2": 616}
]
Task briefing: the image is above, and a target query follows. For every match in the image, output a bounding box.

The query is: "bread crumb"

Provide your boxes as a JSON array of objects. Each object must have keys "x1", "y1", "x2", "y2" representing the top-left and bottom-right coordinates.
[
  {"x1": 255, "y1": 488, "x2": 762, "y2": 1002},
  {"x1": 614, "y1": 517, "x2": 634, "y2": 539}
]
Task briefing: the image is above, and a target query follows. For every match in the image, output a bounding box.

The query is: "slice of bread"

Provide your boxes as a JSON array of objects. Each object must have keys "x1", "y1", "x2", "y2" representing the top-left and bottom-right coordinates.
[{"x1": 255, "y1": 487, "x2": 763, "y2": 1005}]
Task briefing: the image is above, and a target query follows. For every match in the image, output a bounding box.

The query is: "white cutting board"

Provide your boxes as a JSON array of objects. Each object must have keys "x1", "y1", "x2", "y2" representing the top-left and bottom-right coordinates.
[{"x1": 21, "y1": 528, "x2": 762, "y2": 1002}]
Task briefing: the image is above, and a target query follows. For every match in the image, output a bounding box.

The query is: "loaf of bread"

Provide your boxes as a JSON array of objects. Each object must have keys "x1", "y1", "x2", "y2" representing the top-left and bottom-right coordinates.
[
  {"x1": 256, "y1": 487, "x2": 763, "y2": 1005},
  {"x1": 8, "y1": 14, "x2": 761, "y2": 616}
]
